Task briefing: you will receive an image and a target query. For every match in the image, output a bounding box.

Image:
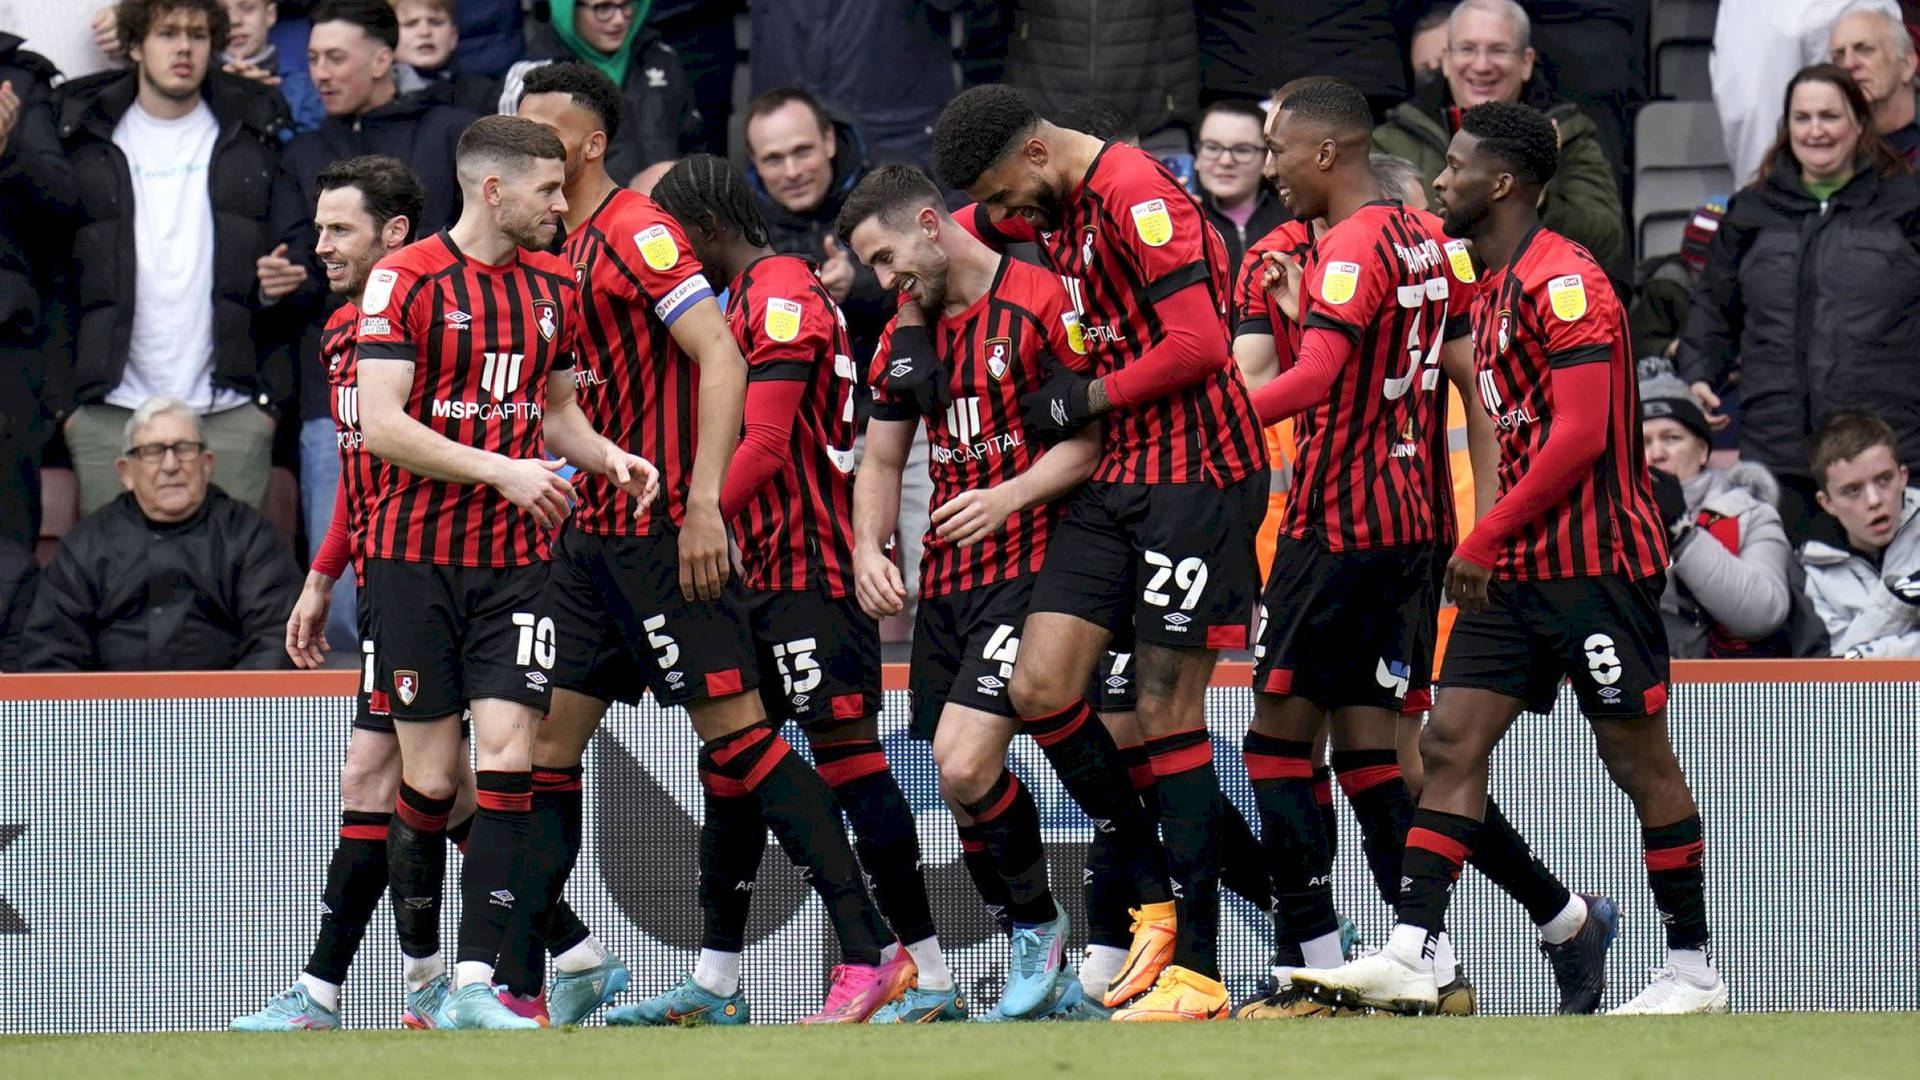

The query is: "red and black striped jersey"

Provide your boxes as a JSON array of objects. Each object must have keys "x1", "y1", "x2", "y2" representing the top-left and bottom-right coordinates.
[
  {"x1": 869, "y1": 257, "x2": 1087, "y2": 598},
  {"x1": 562, "y1": 189, "x2": 716, "y2": 536},
  {"x1": 322, "y1": 301, "x2": 384, "y2": 583},
  {"x1": 1282, "y1": 202, "x2": 1468, "y2": 551},
  {"x1": 724, "y1": 254, "x2": 859, "y2": 596},
  {"x1": 1415, "y1": 208, "x2": 1483, "y2": 548},
  {"x1": 1469, "y1": 226, "x2": 1667, "y2": 581},
  {"x1": 963, "y1": 142, "x2": 1265, "y2": 488},
  {"x1": 355, "y1": 231, "x2": 579, "y2": 568},
  {"x1": 1232, "y1": 218, "x2": 1313, "y2": 349}
]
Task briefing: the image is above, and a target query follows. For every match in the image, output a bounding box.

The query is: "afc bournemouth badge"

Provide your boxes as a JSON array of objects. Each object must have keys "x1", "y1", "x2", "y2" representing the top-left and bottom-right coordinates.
[
  {"x1": 1496, "y1": 310, "x2": 1512, "y2": 354},
  {"x1": 394, "y1": 670, "x2": 419, "y2": 707},
  {"x1": 533, "y1": 298, "x2": 558, "y2": 342},
  {"x1": 986, "y1": 337, "x2": 1011, "y2": 380}
]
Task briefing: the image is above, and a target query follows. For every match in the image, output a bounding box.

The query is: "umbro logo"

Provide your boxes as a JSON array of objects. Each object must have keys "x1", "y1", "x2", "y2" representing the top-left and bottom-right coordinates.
[
  {"x1": 1050, "y1": 399, "x2": 1069, "y2": 427},
  {"x1": 489, "y1": 889, "x2": 515, "y2": 908},
  {"x1": 1164, "y1": 612, "x2": 1192, "y2": 626},
  {"x1": 976, "y1": 675, "x2": 1005, "y2": 692},
  {"x1": 444, "y1": 310, "x2": 472, "y2": 329},
  {"x1": 1089, "y1": 817, "x2": 1114, "y2": 834},
  {"x1": 1599, "y1": 685, "x2": 1622, "y2": 701},
  {"x1": 1106, "y1": 675, "x2": 1128, "y2": 689},
  {"x1": 402, "y1": 895, "x2": 435, "y2": 910},
  {"x1": 525, "y1": 670, "x2": 549, "y2": 691},
  {"x1": 793, "y1": 694, "x2": 810, "y2": 707},
  {"x1": 889, "y1": 361, "x2": 913, "y2": 379}
]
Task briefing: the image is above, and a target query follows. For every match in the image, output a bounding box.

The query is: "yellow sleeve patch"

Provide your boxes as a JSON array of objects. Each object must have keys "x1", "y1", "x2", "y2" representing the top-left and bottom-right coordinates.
[
  {"x1": 1321, "y1": 261, "x2": 1360, "y2": 305},
  {"x1": 1444, "y1": 240, "x2": 1477, "y2": 284},
  {"x1": 1129, "y1": 199, "x2": 1174, "y2": 247},
  {"x1": 1547, "y1": 274, "x2": 1587, "y2": 322},
  {"x1": 765, "y1": 297, "x2": 803, "y2": 342},
  {"x1": 1062, "y1": 312, "x2": 1087, "y2": 354},
  {"x1": 634, "y1": 224, "x2": 680, "y2": 271}
]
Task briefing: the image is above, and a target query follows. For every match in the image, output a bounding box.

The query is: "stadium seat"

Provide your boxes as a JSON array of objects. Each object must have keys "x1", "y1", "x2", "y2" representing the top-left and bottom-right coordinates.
[
  {"x1": 36, "y1": 467, "x2": 77, "y2": 567},
  {"x1": 1649, "y1": 0, "x2": 1718, "y2": 100},
  {"x1": 1634, "y1": 100, "x2": 1732, "y2": 259}
]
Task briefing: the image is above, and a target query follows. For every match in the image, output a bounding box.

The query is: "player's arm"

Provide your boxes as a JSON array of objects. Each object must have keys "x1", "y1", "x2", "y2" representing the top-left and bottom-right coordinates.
[
  {"x1": 718, "y1": 290, "x2": 833, "y2": 519},
  {"x1": 1440, "y1": 335, "x2": 1499, "y2": 521},
  {"x1": 933, "y1": 422, "x2": 1101, "y2": 548},
  {"x1": 954, "y1": 201, "x2": 1036, "y2": 249},
  {"x1": 542, "y1": 364, "x2": 662, "y2": 504},
  {"x1": 1233, "y1": 332, "x2": 1282, "y2": 391},
  {"x1": 852, "y1": 413, "x2": 915, "y2": 619},
  {"x1": 287, "y1": 479, "x2": 349, "y2": 668}
]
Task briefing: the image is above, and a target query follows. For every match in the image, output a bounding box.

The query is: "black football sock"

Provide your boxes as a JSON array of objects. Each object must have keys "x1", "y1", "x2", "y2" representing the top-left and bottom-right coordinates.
[
  {"x1": 303, "y1": 811, "x2": 390, "y2": 987},
  {"x1": 446, "y1": 812, "x2": 473, "y2": 851},
  {"x1": 1146, "y1": 725, "x2": 1223, "y2": 978},
  {"x1": 1082, "y1": 822, "x2": 1136, "y2": 950},
  {"x1": 493, "y1": 766, "x2": 584, "y2": 997},
  {"x1": 1332, "y1": 748, "x2": 1414, "y2": 908},
  {"x1": 532, "y1": 766, "x2": 592, "y2": 956},
  {"x1": 390, "y1": 782, "x2": 453, "y2": 960},
  {"x1": 1397, "y1": 809, "x2": 1480, "y2": 936},
  {"x1": 956, "y1": 822, "x2": 1014, "y2": 934},
  {"x1": 1312, "y1": 765, "x2": 1337, "y2": 862},
  {"x1": 1218, "y1": 794, "x2": 1271, "y2": 910},
  {"x1": 1644, "y1": 815, "x2": 1710, "y2": 951},
  {"x1": 1244, "y1": 732, "x2": 1337, "y2": 946},
  {"x1": 959, "y1": 769, "x2": 1055, "y2": 926},
  {"x1": 697, "y1": 764, "x2": 768, "y2": 954},
  {"x1": 1471, "y1": 795, "x2": 1572, "y2": 926},
  {"x1": 813, "y1": 738, "x2": 937, "y2": 946},
  {"x1": 704, "y1": 723, "x2": 886, "y2": 964},
  {"x1": 455, "y1": 770, "x2": 534, "y2": 970},
  {"x1": 1028, "y1": 700, "x2": 1170, "y2": 905}
]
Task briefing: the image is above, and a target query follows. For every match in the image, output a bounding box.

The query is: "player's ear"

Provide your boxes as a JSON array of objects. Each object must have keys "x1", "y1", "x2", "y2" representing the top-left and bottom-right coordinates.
[
  {"x1": 384, "y1": 214, "x2": 411, "y2": 249},
  {"x1": 585, "y1": 130, "x2": 608, "y2": 163},
  {"x1": 1023, "y1": 137, "x2": 1049, "y2": 169},
  {"x1": 918, "y1": 205, "x2": 940, "y2": 240},
  {"x1": 483, "y1": 174, "x2": 503, "y2": 207}
]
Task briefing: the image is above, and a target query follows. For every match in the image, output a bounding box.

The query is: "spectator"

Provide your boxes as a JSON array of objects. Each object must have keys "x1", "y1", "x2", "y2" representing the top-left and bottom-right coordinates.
[
  {"x1": 1198, "y1": 1, "x2": 1404, "y2": 119},
  {"x1": 649, "y1": 0, "x2": 741, "y2": 157},
  {"x1": 0, "y1": 1, "x2": 123, "y2": 81},
  {"x1": 1372, "y1": 0, "x2": 1625, "y2": 269},
  {"x1": 1829, "y1": 2, "x2": 1920, "y2": 161},
  {"x1": 1052, "y1": 95, "x2": 1137, "y2": 143},
  {"x1": 497, "y1": 0, "x2": 700, "y2": 186},
  {"x1": 1629, "y1": 199, "x2": 1724, "y2": 363},
  {"x1": 389, "y1": 0, "x2": 499, "y2": 115},
  {"x1": 1410, "y1": 4, "x2": 1454, "y2": 85},
  {"x1": 54, "y1": 0, "x2": 290, "y2": 518},
  {"x1": 743, "y1": 85, "x2": 887, "y2": 363},
  {"x1": 1005, "y1": 0, "x2": 1200, "y2": 144},
  {"x1": 1800, "y1": 409, "x2": 1920, "y2": 658},
  {"x1": 1641, "y1": 371, "x2": 1794, "y2": 658},
  {"x1": 1520, "y1": 0, "x2": 1643, "y2": 186},
  {"x1": 0, "y1": 30, "x2": 75, "y2": 549},
  {"x1": 259, "y1": 0, "x2": 471, "y2": 657},
  {"x1": 219, "y1": 0, "x2": 323, "y2": 131},
  {"x1": 1193, "y1": 100, "x2": 1289, "y2": 271},
  {"x1": 1713, "y1": 0, "x2": 1895, "y2": 186},
  {"x1": 750, "y1": 0, "x2": 954, "y2": 174},
  {"x1": 447, "y1": 0, "x2": 522, "y2": 80},
  {"x1": 21, "y1": 396, "x2": 301, "y2": 670},
  {"x1": 1680, "y1": 64, "x2": 1920, "y2": 544},
  {"x1": 0, "y1": 535, "x2": 34, "y2": 670}
]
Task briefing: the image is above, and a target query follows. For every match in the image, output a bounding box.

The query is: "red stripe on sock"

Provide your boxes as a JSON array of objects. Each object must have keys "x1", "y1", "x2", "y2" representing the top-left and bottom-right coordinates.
[
  {"x1": 831, "y1": 693, "x2": 868, "y2": 720},
  {"x1": 341, "y1": 823, "x2": 388, "y2": 841},
  {"x1": 532, "y1": 769, "x2": 577, "y2": 793},
  {"x1": 476, "y1": 790, "x2": 532, "y2": 813},
  {"x1": 816, "y1": 750, "x2": 889, "y2": 788},
  {"x1": 709, "y1": 725, "x2": 771, "y2": 767},
  {"x1": 739, "y1": 736, "x2": 792, "y2": 793},
  {"x1": 1029, "y1": 707, "x2": 1087, "y2": 748},
  {"x1": 1207, "y1": 623, "x2": 1247, "y2": 649},
  {"x1": 960, "y1": 837, "x2": 986, "y2": 853},
  {"x1": 1243, "y1": 752, "x2": 1312, "y2": 781},
  {"x1": 1643, "y1": 683, "x2": 1668, "y2": 716},
  {"x1": 1645, "y1": 840, "x2": 1704, "y2": 872},
  {"x1": 1127, "y1": 763, "x2": 1157, "y2": 792},
  {"x1": 1312, "y1": 780, "x2": 1333, "y2": 806},
  {"x1": 1407, "y1": 827, "x2": 1471, "y2": 867},
  {"x1": 1336, "y1": 764, "x2": 1402, "y2": 796},
  {"x1": 705, "y1": 668, "x2": 744, "y2": 698},
  {"x1": 1149, "y1": 741, "x2": 1211, "y2": 778},
  {"x1": 702, "y1": 771, "x2": 748, "y2": 798},
  {"x1": 1261, "y1": 669, "x2": 1295, "y2": 695},
  {"x1": 973, "y1": 776, "x2": 1022, "y2": 823},
  {"x1": 394, "y1": 797, "x2": 448, "y2": 834}
]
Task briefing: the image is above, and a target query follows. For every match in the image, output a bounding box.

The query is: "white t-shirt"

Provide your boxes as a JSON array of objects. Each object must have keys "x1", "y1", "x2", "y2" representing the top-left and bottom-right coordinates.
[{"x1": 107, "y1": 98, "x2": 248, "y2": 413}]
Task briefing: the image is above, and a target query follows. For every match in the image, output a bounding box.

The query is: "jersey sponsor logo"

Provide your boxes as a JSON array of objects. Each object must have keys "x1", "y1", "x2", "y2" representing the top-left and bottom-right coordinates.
[
  {"x1": 533, "y1": 299, "x2": 559, "y2": 342},
  {"x1": 357, "y1": 316, "x2": 390, "y2": 337},
  {"x1": 430, "y1": 398, "x2": 545, "y2": 421},
  {"x1": 574, "y1": 366, "x2": 606, "y2": 391},
  {"x1": 635, "y1": 224, "x2": 680, "y2": 271},
  {"x1": 985, "y1": 337, "x2": 1011, "y2": 380},
  {"x1": 1321, "y1": 261, "x2": 1360, "y2": 305},
  {"x1": 480, "y1": 350, "x2": 526, "y2": 398},
  {"x1": 1061, "y1": 312, "x2": 1087, "y2": 354},
  {"x1": 1084, "y1": 323, "x2": 1128, "y2": 345},
  {"x1": 1390, "y1": 417, "x2": 1418, "y2": 459},
  {"x1": 1444, "y1": 239, "x2": 1477, "y2": 283},
  {"x1": 1129, "y1": 199, "x2": 1174, "y2": 247},
  {"x1": 1547, "y1": 275, "x2": 1588, "y2": 322},
  {"x1": 334, "y1": 386, "x2": 359, "y2": 429},
  {"x1": 362, "y1": 268, "x2": 397, "y2": 314},
  {"x1": 394, "y1": 669, "x2": 418, "y2": 706},
  {"x1": 765, "y1": 297, "x2": 802, "y2": 342}
]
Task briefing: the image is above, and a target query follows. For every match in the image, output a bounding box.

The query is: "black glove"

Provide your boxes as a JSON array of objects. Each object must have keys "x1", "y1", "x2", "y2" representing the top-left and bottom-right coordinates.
[
  {"x1": 876, "y1": 324, "x2": 952, "y2": 419},
  {"x1": 1018, "y1": 362, "x2": 1098, "y2": 441},
  {"x1": 1887, "y1": 572, "x2": 1920, "y2": 608},
  {"x1": 1649, "y1": 468, "x2": 1689, "y2": 536}
]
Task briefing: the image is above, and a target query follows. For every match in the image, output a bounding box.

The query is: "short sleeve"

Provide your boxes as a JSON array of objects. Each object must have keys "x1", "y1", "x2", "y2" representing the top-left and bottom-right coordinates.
[
  {"x1": 1233, "y1": 245, "x2": 1273, "y2": 337},
  {"x1": 1530, "y1": 264, "x2": 1617, "y2": 366},
  {"x1": 610, "y1": 210, "x2": 714, "y2": 327},
  {"x1": 354, "y1": 257, "x2": 427, "y2": 363},
  {"x1": 866, "y1": 319, "x2": 910, "y2": 422},
  {"x1": 1300, "y1": 221, "x2": 1391, "y2": 341},
  {"x1": 1440, "y1": 239, "x2": 1480, "y2": 339},
  {"x1": 1104, "y1": 158, "x2": 1212, "y2": 304},
  {"x1": 744, "y1": 271, "x2": 832, "y2": 379}
]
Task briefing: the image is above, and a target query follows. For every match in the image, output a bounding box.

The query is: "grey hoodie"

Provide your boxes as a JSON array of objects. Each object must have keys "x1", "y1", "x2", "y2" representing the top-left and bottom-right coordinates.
[
  {"x1": 1799, "y1": 487, "x2": 1920, "y2": 658},
  {"x1": 1662, "y1": 462, "x2": 1793, "y2": 658}
]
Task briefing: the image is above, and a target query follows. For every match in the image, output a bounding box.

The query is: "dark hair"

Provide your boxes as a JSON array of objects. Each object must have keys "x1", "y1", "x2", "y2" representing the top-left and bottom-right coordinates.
[
  {"x1": 116, "y1": 0, "x2": 230, "y2": 55},
  {"x1": 1458, "y1": 100, "x2": 1559, "y2": 188},
  {"x1": 1414, "y1": 2, "x2": 1456, "y2": 36},
  {"x1": 1812, "y1": 409, "x2": 1901, "y2": 488},
  {"x1": 651, "y1": 153, "x2": 772, "y2": 247},
  {"x1": 316, "y1": 154, "x2": 426, "y2": 240},
  {"x1": 933, "y1": 84, "x2": 1040, "y2": 190},
  {"x1": 834, "y1": 163, "x2": 946, "y2": 246},
  {"x1": 456, "y1": 115, "x2": 566, "y2": 175},
  {"x1": 521, "y1": 61, "x2": 624, "y2": 142},
  {"x1": 1052, "y1": 95, "x2": 1134, "y2": 143},
  {"x1": 1276, "y1": 78, "x2": 1374, "y2": 140},
  {"x1": 1201, "y1": 99, "x2": 1267, "y2": 132},
  {"x1": 1756, "y1": 63, "x2": 1909, "y2": 187},
  {"x1": 745, "y1": 84, "x2": 831, "y2": 135},
  {"x1": 310, "y1": 0, "x2": 400, "y2": 50}
]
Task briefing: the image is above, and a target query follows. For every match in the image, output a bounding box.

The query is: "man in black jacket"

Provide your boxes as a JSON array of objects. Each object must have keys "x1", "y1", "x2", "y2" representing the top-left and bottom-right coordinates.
[
  {"x1": 23, "y1": 396, "x2": 301, "y2": 670},
  {"x1": 53, "y1": 0, "x2": 290, "y2": 518},
  {"x1": 0, "y1": 32, "x2": 75, "y2": 549}
]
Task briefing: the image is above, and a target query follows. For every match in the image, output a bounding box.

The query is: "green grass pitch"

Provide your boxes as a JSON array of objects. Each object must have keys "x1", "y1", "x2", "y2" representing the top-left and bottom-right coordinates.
[{"x1": 5, "y1": 1015, "x2": 1915, "y2": 1079}]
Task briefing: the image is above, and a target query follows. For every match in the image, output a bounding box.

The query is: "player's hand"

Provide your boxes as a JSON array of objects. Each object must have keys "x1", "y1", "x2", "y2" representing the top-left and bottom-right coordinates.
[
  {"x1": 92, "y1": 7, "x2": 124, "y2": 60},
  {"x1": 678, "y1": 501, "x2": 730, "y2": 602},
  {"x1": 853, "y1": 545, "x2": 907, "y2": 619},
  {"x1": 1688, "y1": 381, "x2": 1730, "y2": 431},
  {"x1": 1261, "y1": 251, "x2": 1304, "y2": 324},
  {"x1": 223, "y1": 58, "x2": 282, "y2": 86},
  {"x1": 932, "y1": 485, "x2": 1017, "y2": 548},
  {"x1": 0, "y1": 81, "x2": 19, "y2": 159},
  {"x1": 606, "y1": 450, "x2": 661, "y2": 507},
  {"x1": 819, "y1": 235, "x2": 855, "y2": 302},
  {"x1": 493, "y1": 456, "x2": 575, "y2": 529},
  {"x1": 285, "y1": 583, "x2": 333, "y2": 669},
  {"x1": 256, "y1": 243, "x2": 309, "y2": 302},
  {"x1": 1019, "y1": 362, "x2": 1098, "y2": 440},
  {"x1": 877, "y1": 317, "x2": 953, "y2": 419},
  {"x1": 1444, "y1": 553, "x2": 1492, "y2": 614}
]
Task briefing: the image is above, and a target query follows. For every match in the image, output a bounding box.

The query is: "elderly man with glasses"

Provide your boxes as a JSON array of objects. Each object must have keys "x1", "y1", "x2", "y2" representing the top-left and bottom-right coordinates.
[{"x1": 21, "y1": 396, "x2": 301, "y2": 671}]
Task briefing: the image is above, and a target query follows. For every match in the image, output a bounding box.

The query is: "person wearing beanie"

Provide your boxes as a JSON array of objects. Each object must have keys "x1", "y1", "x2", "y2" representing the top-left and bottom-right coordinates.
[
  {"x1": 1641, "y1": 370, "x2": 1795, "y2": 657},
  {"x1": 1628, "y1": 198, "x2": 1724, "y2": 363}
]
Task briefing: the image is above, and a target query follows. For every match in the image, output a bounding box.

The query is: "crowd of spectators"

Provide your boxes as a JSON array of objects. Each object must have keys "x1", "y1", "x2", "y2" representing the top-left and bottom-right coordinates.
[{"x1": 2, "y1": 0, "x2": 1919, "y2": 668}]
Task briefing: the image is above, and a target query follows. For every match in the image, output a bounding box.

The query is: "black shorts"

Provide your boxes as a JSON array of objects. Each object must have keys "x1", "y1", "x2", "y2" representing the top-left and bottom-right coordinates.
[
  {"x1": 748, "y1": 586, "x2": 881, "y2": 728},
  {"x1": 1253, "y1": 536, "x2": 1438, "y2": 712},
  {"x1": 1088, "y1": 650, "x2": 1137, "y2": 714},
  {"x1": 1400, "y1": 547, "x2": 1449, "y2": 716},
  {"x1": 353, "y1": 599, "x2": 393, "y2": 733},
  {"x1": 364, "y1": 558, "x2": 554, "y2": 720},
  {"x1": 545, "y1": 526, "x2": 760, "y2": 708},
  {"x1": 1028, "y1": 471, "x2": 1266, "y2": 652},
  {"x1": 1439, "y1": 573, "x2": 1672, "y2": 718},
  {"x1": 908, "y1": 578, "x2": 1032, "y2": 739}
]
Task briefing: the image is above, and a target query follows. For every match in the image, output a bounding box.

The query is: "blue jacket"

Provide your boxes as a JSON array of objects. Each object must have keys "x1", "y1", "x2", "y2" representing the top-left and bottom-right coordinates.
[{"x1": 262, "y1": 18, "x2": 323, "y2": 134}]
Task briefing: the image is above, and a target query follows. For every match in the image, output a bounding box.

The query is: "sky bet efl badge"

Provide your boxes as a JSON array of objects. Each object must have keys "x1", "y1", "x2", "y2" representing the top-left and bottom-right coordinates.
[
  {"x1": 1444, "y1": 239, "x2": 1477, "y2": 283},
  {"x1": 1548, "y1": 274, "x2": 1587, "y2": 321},
  {"x1": 1130, "y1": 199, "x2": 1173, "y2": 247},
  {"x1": 1322, "y1": 261, "x2": 1360, "y2": 305},
  {"x1": 635, "y1": 224, "x2": 679, "y2": 271},
  {"x1": 1062, "y1": 312, "x2": 1087, "y2": 354},
  {"x1": 766, "y1": 297, "x2": 802, "y2": 342}
]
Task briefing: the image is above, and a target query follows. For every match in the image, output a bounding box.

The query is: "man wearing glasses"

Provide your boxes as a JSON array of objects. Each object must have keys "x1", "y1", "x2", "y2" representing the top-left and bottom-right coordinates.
[
  {"x1": 1192, "y1": 100, "x2": 1289, "y2": 273},
  {"x1": 21, "y1": 396, "x2": 302, "y2": 671}
]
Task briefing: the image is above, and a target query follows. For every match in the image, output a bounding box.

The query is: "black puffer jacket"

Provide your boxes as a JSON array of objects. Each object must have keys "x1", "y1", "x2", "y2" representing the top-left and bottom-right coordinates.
[
  {"x1": 0, "y1": 34, "x2": 72, "y2": 351},
  {"x1": 1005, "y1": 0, "x2": 1201, "y2": 138},
  {"x1": 499, "y1": 18, "x2": 701, "y2": 186},
  {"x1": 1199, "y1": 184, "x2": 1291, "y2": 278},
  {"x1": 1198, "y1": 0, "x2": 1404, "y2": 109},
  {"x1": 21, "y1": 489, "x2": 301, "y2": 671},
  {"x1": 1679, "y1": 158, "x2": 1920, "y2": 480},
  {"x1": 53, "y1": 70, "x2": 290, "y2": 410}
]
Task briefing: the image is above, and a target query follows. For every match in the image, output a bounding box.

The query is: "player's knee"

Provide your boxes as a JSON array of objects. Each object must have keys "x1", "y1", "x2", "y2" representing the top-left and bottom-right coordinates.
[
  {"x1": 937, "y1": 752, "x2": 1000, "y2": 807},
  {"x1": 401, "y1": 767, "x2": 458, "y2": 801},
  {"x1": 340, "y1": 754, "x2": 399, "y2": 813},
  {"x1": 1416, "y1": 721, "x2": 1473, "y2": 781},
  {"x1": 1009, "y1": 665, "x2": 1074, "y2": 719}
]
